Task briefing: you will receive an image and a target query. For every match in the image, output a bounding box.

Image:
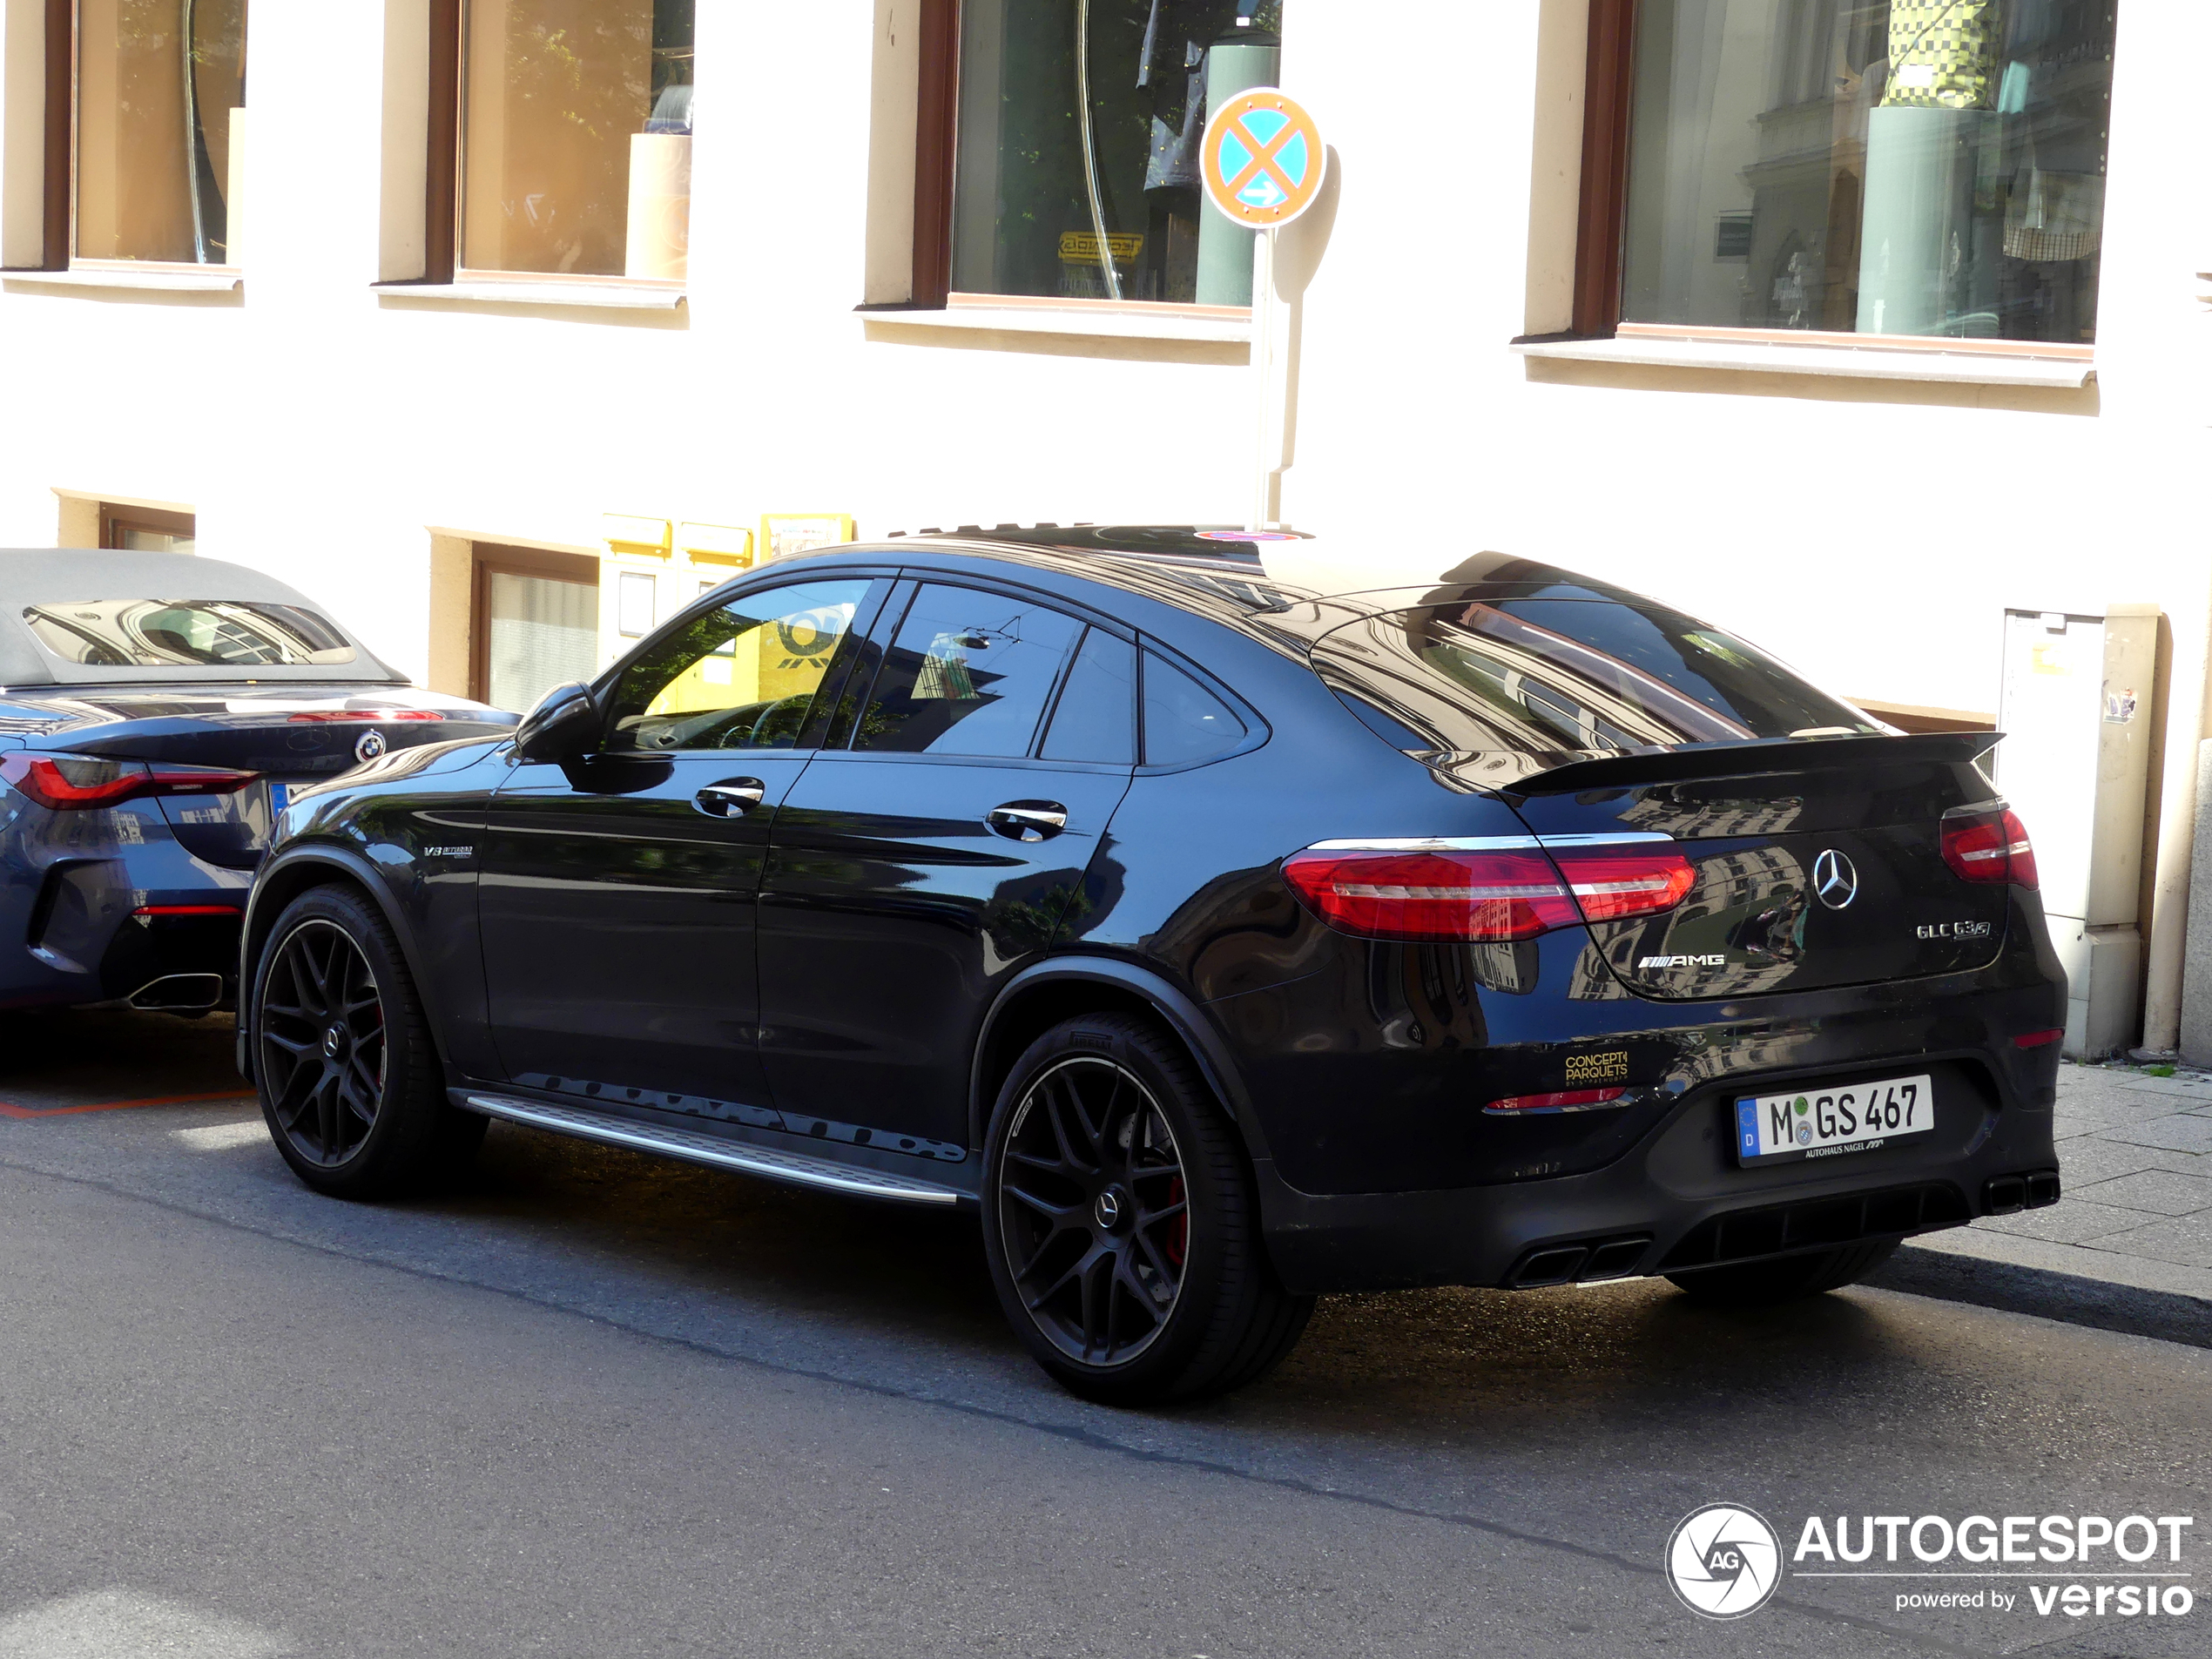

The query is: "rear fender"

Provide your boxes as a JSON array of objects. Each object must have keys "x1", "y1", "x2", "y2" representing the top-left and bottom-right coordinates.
[{"x1": 969, "y1": 957, "x2": 1269, "y2": 1163}]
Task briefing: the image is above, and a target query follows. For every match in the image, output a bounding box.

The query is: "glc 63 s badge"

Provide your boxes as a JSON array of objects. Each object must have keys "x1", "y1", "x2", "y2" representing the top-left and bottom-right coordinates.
[{"x1": 1918, "y1": 921, "x2": 1993, "y2": 940}]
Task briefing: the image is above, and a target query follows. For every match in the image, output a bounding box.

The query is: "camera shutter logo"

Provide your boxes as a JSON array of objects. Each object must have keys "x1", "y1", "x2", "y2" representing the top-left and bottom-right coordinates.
[{"x1": 1666, "y1": 1503, "x2": 1783, "y2": 1619}]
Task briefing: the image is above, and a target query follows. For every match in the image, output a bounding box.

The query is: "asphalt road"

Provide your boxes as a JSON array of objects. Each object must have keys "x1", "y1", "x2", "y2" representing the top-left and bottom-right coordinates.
[{"x1": 0, "y1": 1010, "x2": 2205, "y2": 1658}]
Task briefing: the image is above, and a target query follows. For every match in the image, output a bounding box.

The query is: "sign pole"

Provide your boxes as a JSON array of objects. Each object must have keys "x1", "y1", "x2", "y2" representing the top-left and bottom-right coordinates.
[
  {"x1": 1251, "y1": 226, "x2": 1278, "y2": 533},
  {"x1": 1198, "y1": 88, "x2": 1325, "y2": 538}
]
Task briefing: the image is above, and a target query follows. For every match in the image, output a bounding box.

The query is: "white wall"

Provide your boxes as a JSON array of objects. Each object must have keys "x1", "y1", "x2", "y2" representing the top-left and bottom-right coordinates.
[{"x1": 0, "y1": 0, "x2": 2203, "y2": 732}]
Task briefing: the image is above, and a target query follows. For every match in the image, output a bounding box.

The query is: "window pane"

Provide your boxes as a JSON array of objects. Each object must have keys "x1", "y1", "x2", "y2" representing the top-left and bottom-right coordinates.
[
  {"x1": 1041, "y1": 629, "x2": 1137, "y2": 764},
  {"x1": 857, "y1": 587, "x2": 1082, "y2": 757},
  {"x1": 1310, "y1": 600, "x2": 1883, "y2": 761},
  {"x1": 24, "y1": 601, "x2": 353, "y2": 669},
  {"x1": 605, "y1": 581, "x2": 867, "y2": 753},
  {"x1": 1621, "y1": 1, "x2": 2113, "y2": 344},
  {"x1": 952, "y1": 1, "x2": 1282, "y2": 306},
  {"x1": 486, "y1": 571, "x2": 598, "y2": 713},
  {"x1": 77, "y1": 0, "x2": 247, "y2": 264},
  {"x1": 1143, "y1": 652, "x2": 1244, "y2": 765},
  {"x1": 461, "y1": 0, "x2": 695, "y2": 278}
]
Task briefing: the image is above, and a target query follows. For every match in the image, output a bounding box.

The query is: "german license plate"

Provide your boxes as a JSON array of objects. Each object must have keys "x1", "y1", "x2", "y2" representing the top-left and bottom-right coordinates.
[
  {"x1": 267, "y1": 782, "x2": 290, "y2": 816},
  {"x1": 1734, "y1": 1074, "x2": 1933, "y2": 1165}
]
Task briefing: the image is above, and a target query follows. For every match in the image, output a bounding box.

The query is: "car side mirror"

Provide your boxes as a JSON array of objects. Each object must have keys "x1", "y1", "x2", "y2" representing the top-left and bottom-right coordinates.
[{"x1": 512, "y1": 682, "x2": 600, "y2": 763}]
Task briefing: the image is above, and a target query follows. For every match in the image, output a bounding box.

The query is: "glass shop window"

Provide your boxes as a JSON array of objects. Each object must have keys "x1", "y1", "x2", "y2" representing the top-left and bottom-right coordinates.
[
  {"x1": 1621, "y1": 1, "x2": 2115, "y2": 344},
  {"x1": 75, "y1": 0, "x2": 248, "y2": 265},
  {"x1": 460, "y1": 0, "x2": 695, "y2": 280},
  {"x1": 951, "y1": 1, "x2": 1284, "y2": 306}
]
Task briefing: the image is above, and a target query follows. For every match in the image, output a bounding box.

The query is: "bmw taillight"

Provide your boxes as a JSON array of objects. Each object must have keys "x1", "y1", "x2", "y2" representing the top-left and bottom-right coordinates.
[
  {"x1": 1280, "y1": 842, "x2": 1695, "y2": 943},
  {"x1": 0, "y1": 752, "x2": 258, "y2": 811},
  {"x1": 1941, "y1": 805, "x2": 2038, "y2": 889}
]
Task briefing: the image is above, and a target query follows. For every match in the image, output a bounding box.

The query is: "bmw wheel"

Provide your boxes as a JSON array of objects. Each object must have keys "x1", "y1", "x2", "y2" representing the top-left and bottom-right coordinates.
[
  {"x1": 251, "y1": 884, "x2": 484, "y2": 1197},
  {"x1": 981, "y1": 1014, "x2": 1312, "y2": 1406}
]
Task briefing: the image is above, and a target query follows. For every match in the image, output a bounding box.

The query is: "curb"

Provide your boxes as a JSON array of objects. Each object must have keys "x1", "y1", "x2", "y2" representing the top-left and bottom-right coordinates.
[{"x1": 1870, "y1": 1235, "x2": 2212, "y2": 1351}]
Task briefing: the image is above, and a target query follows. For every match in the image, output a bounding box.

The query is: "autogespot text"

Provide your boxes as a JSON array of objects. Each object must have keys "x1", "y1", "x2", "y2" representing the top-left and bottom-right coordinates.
[{"x1": 1792, "y1": 1514, "x2": 2195, "y2": 1621}]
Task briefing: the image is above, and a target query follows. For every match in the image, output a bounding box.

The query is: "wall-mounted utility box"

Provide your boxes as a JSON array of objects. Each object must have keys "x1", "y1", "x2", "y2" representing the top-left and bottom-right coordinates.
[{"x1": 1993, "y1": 605, "x2": 2158, "y2": 1059}]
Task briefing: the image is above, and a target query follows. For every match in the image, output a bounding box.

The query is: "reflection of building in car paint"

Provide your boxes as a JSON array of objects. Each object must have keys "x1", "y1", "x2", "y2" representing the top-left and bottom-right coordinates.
[
  {"x1": 1621, "y1": 795, "x2": 1808, "y2": 838},
  {"x1": 1468, "y1": 940, "x2": 1540, "y2": 997},
  {"x1": 1597, "y1": 844, "x2": 1808, "y2": 1001}
]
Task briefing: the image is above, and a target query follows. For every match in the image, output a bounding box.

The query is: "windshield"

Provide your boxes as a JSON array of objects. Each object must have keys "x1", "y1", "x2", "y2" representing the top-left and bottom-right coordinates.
[
  {"x1": 24, "y1": 601, "x2": 358, "y2": 670},
  {"x1": 1315, "y1": 597, "x2": 1882, "y2": 765}
]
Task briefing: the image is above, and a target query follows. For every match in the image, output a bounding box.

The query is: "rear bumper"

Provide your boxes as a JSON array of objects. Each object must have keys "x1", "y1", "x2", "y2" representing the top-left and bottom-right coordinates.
[{"x1": 1254, "y1": 1055, "x2": 2060, "y2": 1294}]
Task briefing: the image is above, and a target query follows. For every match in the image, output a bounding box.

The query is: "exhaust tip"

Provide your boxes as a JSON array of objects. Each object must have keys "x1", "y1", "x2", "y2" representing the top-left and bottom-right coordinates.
[{"x1": 128, "y1": 973, "x2": 225, "y2": 1013}]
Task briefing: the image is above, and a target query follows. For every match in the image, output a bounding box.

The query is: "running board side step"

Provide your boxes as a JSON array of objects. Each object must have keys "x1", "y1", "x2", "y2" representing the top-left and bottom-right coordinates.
[{"x1": 461, "y1": 1094, "x2": 964, "y2": 1207}]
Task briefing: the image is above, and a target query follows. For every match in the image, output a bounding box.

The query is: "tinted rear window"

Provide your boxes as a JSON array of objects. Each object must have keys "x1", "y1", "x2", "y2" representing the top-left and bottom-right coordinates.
[
  {"x1": 24, "y1": 601, "x2": 356, "y2": 669},
  {"x1": 1315, "y1": 598, "x2": 1879, "y2": 761}
]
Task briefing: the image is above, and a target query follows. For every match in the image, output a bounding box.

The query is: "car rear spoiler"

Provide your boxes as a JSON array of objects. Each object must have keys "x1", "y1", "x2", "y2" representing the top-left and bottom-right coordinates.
[{"x1": 1499, "y1": 731, "x2": 2002, "y2": 798}]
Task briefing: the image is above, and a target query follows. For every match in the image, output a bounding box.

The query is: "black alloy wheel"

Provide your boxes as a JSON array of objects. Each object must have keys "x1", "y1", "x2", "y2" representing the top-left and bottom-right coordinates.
[
  {"x1": 982, "y1": 1014, "x2": 1313, "y2": 1406},
  {"x1": 996, "y1": 1055, "x2": 1190, "y2": 1366},
  {"x1": 250, "y1": 884, "x2": 485, "y2": 1197},
  {"x1": 259, "y1": 918, "x2": 387, "y2": 1168}
]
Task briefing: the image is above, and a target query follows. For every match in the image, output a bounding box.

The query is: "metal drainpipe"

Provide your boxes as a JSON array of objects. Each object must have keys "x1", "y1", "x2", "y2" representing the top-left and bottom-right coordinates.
[{"x1": 2139, "y1": 584, "x2": 2212, "y2": 1055}]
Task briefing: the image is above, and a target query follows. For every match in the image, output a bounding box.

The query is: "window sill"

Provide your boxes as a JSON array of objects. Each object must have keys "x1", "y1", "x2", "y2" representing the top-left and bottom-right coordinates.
[
  {"x1": 1513, "y1": 334, "x2": 2095, "y2": 389},
  {"x1": 374, "y1": 280, "x2": 686, "y2": 311},
  {"x1": 863, "y1": 300, "x2": 1252, "y2": 345},
  {"x1": 3, "y1": 266, "x2": 241, "y2": 293}
]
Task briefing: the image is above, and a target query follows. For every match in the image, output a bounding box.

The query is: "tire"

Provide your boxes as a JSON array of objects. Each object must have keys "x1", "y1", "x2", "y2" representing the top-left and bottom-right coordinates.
[
  {"x1": 249, "y1": 884, "x2": 484, "y2": 1199},
  {"x1": 981, "y1": 1013, "x2": 1313, "y2": 1406},
  {"x1": 1664, "y1": 1239, "x2": 1898, "y2": 1308}
]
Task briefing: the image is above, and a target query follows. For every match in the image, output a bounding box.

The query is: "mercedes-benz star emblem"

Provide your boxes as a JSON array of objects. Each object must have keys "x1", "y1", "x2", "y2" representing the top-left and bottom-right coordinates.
[
  {"x1": 1666, "y1": 1503, "x2": 1783, "y2": 1620},
  {"x1": 354, "y1": 728, "x2": 388, "y2": 764},
  {"x1": 1811, "y1": 849, "x2": 1859, "y2": 910}
]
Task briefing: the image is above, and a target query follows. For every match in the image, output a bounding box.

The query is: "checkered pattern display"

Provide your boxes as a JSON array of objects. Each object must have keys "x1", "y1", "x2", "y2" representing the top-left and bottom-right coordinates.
[{"x1": 1884, "y1": 0, "x2": 1998, "y2": 110}]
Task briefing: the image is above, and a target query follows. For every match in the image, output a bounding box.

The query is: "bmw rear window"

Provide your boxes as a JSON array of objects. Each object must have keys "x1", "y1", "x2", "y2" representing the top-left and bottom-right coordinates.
[
  {"x1": 24, "y1": 601, "x2": 357, "y2": 670},
  {"x1": 1313, "y1": 597, "x2": 1882, "y2": 762}
]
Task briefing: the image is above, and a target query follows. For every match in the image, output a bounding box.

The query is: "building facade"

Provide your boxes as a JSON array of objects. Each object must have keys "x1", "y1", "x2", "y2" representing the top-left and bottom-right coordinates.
[{"x1": 0, "y1": 0, "x2": 2205, "y2": 1042}]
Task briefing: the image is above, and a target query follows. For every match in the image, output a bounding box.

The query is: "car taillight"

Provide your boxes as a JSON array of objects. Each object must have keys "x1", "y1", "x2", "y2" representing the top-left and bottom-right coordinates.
[
  {"x1": 1484, "y1": 1088, "x2": 1630, "y2": 1115},
  {"x1": 286, "y1": 710, "x2": 445, "y2": 723},
  {"x1": 0, "y1": 753, "x2": 258, "y2": 811},
  {"x1": 1281, "y1": 842, "x2": 1695, "y2": 943},
  {"x1": 1941, "y1": 805, "x2": 2038, "y2": 889}
]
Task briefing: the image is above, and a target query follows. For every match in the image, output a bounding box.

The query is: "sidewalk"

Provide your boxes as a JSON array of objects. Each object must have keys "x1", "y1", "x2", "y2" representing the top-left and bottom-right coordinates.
[{"x1": 1870, "y1": 1060, "x2": 2212, "y2": 1347}]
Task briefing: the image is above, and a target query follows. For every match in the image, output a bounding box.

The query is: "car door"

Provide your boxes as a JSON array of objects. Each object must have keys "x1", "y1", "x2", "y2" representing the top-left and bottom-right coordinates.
[
  {"x1": 758, "y1": 582, "x2": 1139, "y2": 1148},
  {"x1": 476, "y1": 576, "x2": 886, "y2": 1116}
]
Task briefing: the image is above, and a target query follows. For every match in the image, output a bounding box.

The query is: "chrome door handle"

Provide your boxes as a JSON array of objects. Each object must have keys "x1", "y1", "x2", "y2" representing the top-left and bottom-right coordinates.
[
  {"x1": 988, "y1": 801, "x2": 1069, "y2": 843},
  {"x1": 694, "y1": 779, "x2": 767, "y2": 818}
]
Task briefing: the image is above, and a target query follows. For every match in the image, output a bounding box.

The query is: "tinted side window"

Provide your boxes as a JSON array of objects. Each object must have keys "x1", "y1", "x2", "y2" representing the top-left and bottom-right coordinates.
[
  {"x1": 604, "y1": 580, "x2": 869, "y2": 753},
  {"x1": 856, "y1": 584, "x2": 1082, "y2": 758},
  {"x1": 1041, "y1": 629, "x2": 1136, "y2": 765},
  {"x1": 1143, "y1": 652, "x2": 1245, "y2": 766}
]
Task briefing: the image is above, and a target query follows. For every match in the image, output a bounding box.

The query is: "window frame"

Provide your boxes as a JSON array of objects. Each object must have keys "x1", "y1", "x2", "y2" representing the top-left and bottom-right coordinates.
[
  {"x1": 56, "y1": 0, "x2": 248, "y2": 276},
  {"x1": 1570, "y1": 0, "x2": 2097, "y2": 361},
  {"x1": 468, "y1": 543, "x2": 600, "y2": 708},
  {"x1": 907, "y1": 0, "x2": 1259, "y2": 318},
  {"x1": 422, "y1": 0, "x2": 690, "y2": 293},
  {"x1": 98, "y1": 502, "x2": 195, "y2": 550}
]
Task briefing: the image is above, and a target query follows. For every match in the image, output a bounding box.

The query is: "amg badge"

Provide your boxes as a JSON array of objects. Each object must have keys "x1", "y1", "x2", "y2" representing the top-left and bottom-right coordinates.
[{"x1": 1640, "y1": 954, "x2": 1727, "y2": 969}]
